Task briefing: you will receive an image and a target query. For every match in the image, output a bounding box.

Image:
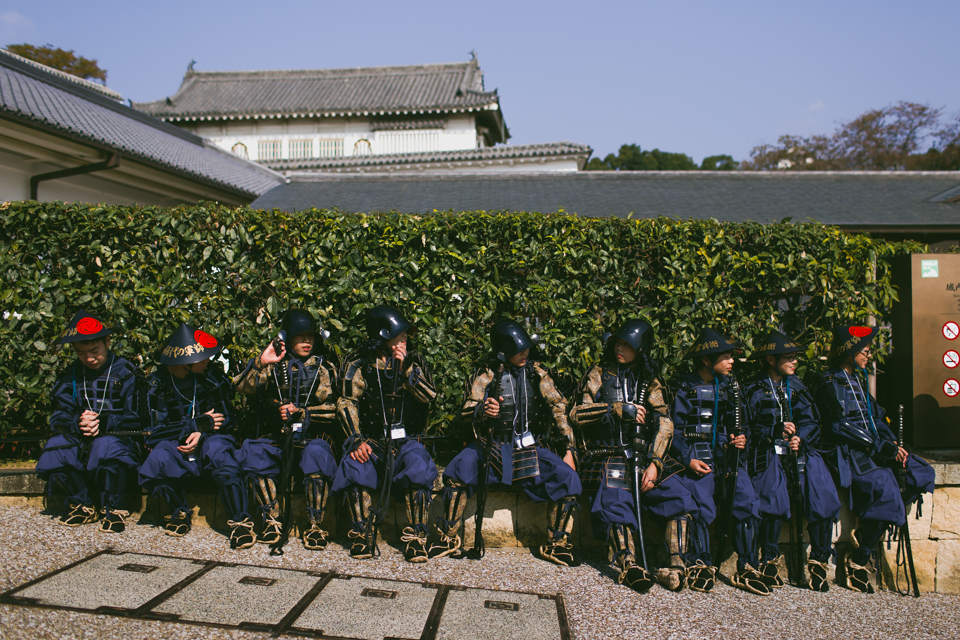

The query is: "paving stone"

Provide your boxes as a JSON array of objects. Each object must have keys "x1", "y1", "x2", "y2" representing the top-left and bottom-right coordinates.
[
  {"x1": 292, "y1": 576, "x2": 437, "y2": 639},
  {"x1": 436, "y1": 588, "x2": 564, "y2": 640},
  {"x1": 931, "y1": 487, "x2": 960, "y2": 539},
  {"x1": 7, "y1": 551, "x2": 204, "y2": 611},
  {"x1": 152, "y1": 564, "x2": 321, "y2": 627}
]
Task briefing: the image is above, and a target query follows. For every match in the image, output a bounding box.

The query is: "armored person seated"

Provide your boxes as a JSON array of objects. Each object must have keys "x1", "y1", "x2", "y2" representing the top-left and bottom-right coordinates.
[
  {"x1": 812, "y1": 324, "x2": 935, "y2": 593},
  {"x1": 36, "y1": 311, "x2": 143, "y2": 533},
  {"x1": 570, "y1": 319, "x2": 696, "y2": 592},
  {"x1": 235, "y1": 308, "x2": 340, "y2": 551},
  {"x1": 140, "y1": 324, "x2": 253, "y2": 548},
  {"x1": 743, "y1": 330, "x2": 841, "y2": 592},
  {"x1": 332, "y1": 305, "x2": 438, "y2": 562},
  {"x1": 432, "y1": 320, "x2": 582, "y2": 566},
  {"x1": 671, "y1": 328, "x2": 768, "y2": 595}
]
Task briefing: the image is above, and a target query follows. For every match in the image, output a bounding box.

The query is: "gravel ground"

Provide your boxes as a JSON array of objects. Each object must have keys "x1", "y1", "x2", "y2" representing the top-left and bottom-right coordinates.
[{"x1": 0, "y1": 505, "x2": 957, "y2": 640}]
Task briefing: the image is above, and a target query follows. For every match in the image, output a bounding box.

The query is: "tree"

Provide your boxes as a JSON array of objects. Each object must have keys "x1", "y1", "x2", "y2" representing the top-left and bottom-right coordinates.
[
  {"x1": 742, "y1": 101, "x2": 952, "y2": 171},
  {"x1": 5, "y1": 44, "x2": 107, "y2": 83},
  {"x1": 585, "y1": 144, "x2": 699, "y2": 171},
  {"x1": 700, "y1": 155, "x2": 739, "y2": 170}
]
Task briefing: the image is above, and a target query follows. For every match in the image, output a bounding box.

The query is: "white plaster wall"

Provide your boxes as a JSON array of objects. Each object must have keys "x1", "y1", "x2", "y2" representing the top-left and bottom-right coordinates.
[
  {"x1": 0, "y1": 151, "x2": 186, "y2": 206},
  {"x1": 202, "y1": 113, "x2": 481, "y2": 160}
]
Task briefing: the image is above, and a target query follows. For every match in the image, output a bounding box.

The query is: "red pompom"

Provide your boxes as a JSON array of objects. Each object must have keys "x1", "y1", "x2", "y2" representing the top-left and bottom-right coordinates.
[
  {"x1": 76, "y1": 317, "x2": 103, "y2": 335},
  {"x1": 194, "y1": 330, "x2": 218, "y2": 348},
  {"x1": 849, "y1": 326, "x2": 873, "y2": 338}
]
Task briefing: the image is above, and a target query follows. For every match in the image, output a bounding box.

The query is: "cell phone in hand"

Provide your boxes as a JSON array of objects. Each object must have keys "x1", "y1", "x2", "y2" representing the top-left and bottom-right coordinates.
[{"x1": 272, "y1": 330, "x2": 287, "y2": 356}]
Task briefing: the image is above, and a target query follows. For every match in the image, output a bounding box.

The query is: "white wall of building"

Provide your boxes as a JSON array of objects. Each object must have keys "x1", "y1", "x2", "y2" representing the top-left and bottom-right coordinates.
[{"x1": 190, "y1": 113, "x2": 482, "y2": 162}]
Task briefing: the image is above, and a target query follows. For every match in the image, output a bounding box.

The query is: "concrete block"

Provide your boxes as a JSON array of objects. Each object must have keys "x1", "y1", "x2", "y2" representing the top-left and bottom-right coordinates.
[
  {"x1": 877, "y1": 538, "x2": 937, "y2": 593},
  {"x1": 936, "y1": 539, "x2": 960, "y2": 594},
  {"x1": 907, "y1": 495, "x2": 933, "y2": 540},
  {"x1": 930, "y1": 463, "x2": 947, "y2": 486},
  {"x1": 942, "y1": 463, "x2": 960, "y2": 486},
  {"x1": 462, "y1": 492, "x2": 518, "y2": 548},
  {"x1": 931, "y1": 487, "x2": 960, "y2": 539},
  {"x1": 0, "y1": 471, "x2": 44, "y2": 494},
  {"x1": 514, "y1": 498, "x2": 548, "y2": 548}
]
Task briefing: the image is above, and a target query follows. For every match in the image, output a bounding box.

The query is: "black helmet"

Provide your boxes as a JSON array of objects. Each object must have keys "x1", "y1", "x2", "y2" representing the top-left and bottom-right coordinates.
[
  {"x1": 490, "y1": 319, "x2": 536, "y2": 360},
  {"x1": 365, "y1": 305, "x2": 412, "y2": 341},
  {"x1": 281, "y1": 308, "x2": 330, "y2": 342},
  {"x1": 610, "y1": 319, "x2": 653, "y2": 353}
]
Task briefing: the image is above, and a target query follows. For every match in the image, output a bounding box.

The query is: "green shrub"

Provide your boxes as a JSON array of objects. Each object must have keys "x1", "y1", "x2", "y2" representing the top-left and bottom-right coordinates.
[{"x1": 0, "y1": 201, "x2": 924, "y2": 436}]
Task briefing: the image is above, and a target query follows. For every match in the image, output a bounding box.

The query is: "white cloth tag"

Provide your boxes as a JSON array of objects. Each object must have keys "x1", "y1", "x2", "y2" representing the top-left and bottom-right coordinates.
[
  {"x1": 774, "y1": 443, "x2": 786, "y2": 455},
  {"x1": 610, "y1": 469, "x2": 621, "y2": 478},
  {"x1": 292, "y1": 422, "x2": 303, "y2": 432},
  {"x1": 391, "y1": 427, "x2": 406, "y2": 440},
  {"x1": 521, "y1": 433, "x2": 534, "y2": 448},
  {"x1": 188, "y1": 457, "x2": 196, "y2": 463}
]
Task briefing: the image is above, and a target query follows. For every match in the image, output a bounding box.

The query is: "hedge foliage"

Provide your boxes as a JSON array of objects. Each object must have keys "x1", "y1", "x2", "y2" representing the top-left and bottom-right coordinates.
[{"x1": 0, "y1": 200, "x2": 926, "y2": 437}]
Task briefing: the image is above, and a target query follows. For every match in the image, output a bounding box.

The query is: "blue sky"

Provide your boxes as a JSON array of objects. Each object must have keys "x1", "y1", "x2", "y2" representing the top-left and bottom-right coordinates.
[{"x1": 3, "y1": 1, "x2": 958, "y2": 165}]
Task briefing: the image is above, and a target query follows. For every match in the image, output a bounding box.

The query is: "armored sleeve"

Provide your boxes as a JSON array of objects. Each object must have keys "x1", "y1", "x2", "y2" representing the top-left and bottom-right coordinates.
[
  {"x1": 305, "y1": 356, "x2": 339, "y2": 427},
  {"x1": 201, "y1": 368, "x2": 237, "y2": 435},
  {"x1": 646, "y1": 378, "x2": 673, "y2": 470},
  {"x1": 873, "y1": 397, "x2": 897, "y2": 443},
  {"x1": 337, "y1": 359, "x2": 365, "y2": 438},
  {"x1": 741, "y1": 380, "x2": 768, "y2": 448},
  {"x1": 234, "y1": 356, "x2": 271, "y2": 395},
  {"x1": 568, "y1": 366, "x2": 608, "y2": 428},
  {"x1": 403, "y1": 353, "x2": 437, "y2": 404},
  {"x1": 49, "y1": 366, "x2": 81, "y2": 435},
  {"x1": 461, "y1": 366, "x2": 495, "y2": 433},
  {"x1": 534, "y1": 363, "x2": 574, "y2": 451}
]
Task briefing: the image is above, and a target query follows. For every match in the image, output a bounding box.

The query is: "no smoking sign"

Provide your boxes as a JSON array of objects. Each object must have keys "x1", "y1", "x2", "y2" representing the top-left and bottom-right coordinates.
[
  {"x1": 945, "y1": 379, "x2": 960, "y2": 397},
  {"x1": 946, "y1": 351, "x2": 960, "y2": 369},
  {"x1": 944, "y1": 322, "x2": 959, "y2": 340}
]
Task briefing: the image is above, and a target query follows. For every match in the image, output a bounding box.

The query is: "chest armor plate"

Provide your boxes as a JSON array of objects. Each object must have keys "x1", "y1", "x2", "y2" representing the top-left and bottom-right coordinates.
[
  {"x1": 682, "y1": 382, "x2": 719, "y2": 441},
  {"x1": 359, "y1": 360, "x2": 410, "y2": 436},
  {"x1": 275, "y1": 358, "x2": 326, "y2": 407},
  {"x1": 592, "y1": 368, "x2": 642, "y2": 444},
  {"x1": 492, "y1": 367, "x2": 542, "y2": 438},
  {"x1": 78, "y1": 371, "x2": 127, "y2": 414}
]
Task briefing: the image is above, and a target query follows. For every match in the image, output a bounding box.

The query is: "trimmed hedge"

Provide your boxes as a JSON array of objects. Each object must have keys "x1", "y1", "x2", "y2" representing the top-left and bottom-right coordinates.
[{"x1": 0, "y1": 201, "x2": 925, "y2": 436}]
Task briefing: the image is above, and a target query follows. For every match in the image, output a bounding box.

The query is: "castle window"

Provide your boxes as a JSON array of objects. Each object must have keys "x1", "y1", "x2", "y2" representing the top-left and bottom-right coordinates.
[
  {"x1": 289, "y1": 139, "x2": 313, "y2": 159},
  {"x1": 230, "y1": 142, "x2": 249, "y2": 159},
  {"x1": 317, "y1": 138, "x2": 344, "y2": 158},
  {"x1": 258, "y1": 140, "x2": 282, "y2": 161},
  {"x1": 353, "y1": 139, "x2": 372, "y2": 156}
]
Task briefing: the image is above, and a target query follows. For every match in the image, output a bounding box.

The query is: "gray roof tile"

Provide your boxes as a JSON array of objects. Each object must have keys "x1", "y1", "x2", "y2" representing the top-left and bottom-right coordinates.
[
  {"x1": 251, "y1": 171, "x2": 960, "y2": 229},
  {"x1": 264, "y1": 142, "x2": 592, "y2": 172},
  {"x1": 0, "y1": 50, "x2": 284, "y2": 199},
  {"x1": 134, "y1": 60, "x2": 500, "y2": 120}
]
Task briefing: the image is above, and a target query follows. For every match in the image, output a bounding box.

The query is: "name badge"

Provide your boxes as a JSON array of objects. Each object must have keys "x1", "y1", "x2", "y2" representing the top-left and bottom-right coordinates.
[
  {"x1": 292, "y1": 422, "x2": 303, "y2": 432},
  {"x1": 515, "y1": 432, "x2": 535, "y2": 450},
  {"x1": 391, "y1": 427, "x2": 406, "y2": 440},
  {"x1": 774, "y1": 439, "x2": 787, "y2": 455}
]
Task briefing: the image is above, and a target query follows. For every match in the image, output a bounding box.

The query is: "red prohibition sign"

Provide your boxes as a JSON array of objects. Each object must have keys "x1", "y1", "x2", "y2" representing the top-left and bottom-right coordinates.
[
  {"x1": 944, "y1": 322, "x2": 960, "y2": 340},
  {"x1": 945, "y1": 379, "x2": 960, "y2": 398},
  {"x1": 945, "y1": 351, "x2": 960, "y2": 369}
]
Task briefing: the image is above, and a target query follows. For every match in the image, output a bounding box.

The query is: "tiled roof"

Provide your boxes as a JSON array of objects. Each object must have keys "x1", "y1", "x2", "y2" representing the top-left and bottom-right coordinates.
[
  {"x1": 133, "y1": 59, "x2": 500, "y2": 120},
  {"x1": 263, "y1": 142, "x2": 592, "y2": 172},
  {"x1": 0, "y1": 50, "x2": 283, "y2": 199},
  {"x1": 0, "y1": 48, "x2": 123, "y2": 101},
  {"x1": 251, "y1": 171, "x2": 960, "y2": 229}
]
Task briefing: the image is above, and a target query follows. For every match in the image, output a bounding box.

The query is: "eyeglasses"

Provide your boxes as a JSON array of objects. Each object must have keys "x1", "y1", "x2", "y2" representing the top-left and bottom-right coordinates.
[
  {"x1": 778, "y1": 354, "x2": 798, "y2": 362},
  {"x1": 859, "y1": 349, "x2": 872, "y2": 357}
]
